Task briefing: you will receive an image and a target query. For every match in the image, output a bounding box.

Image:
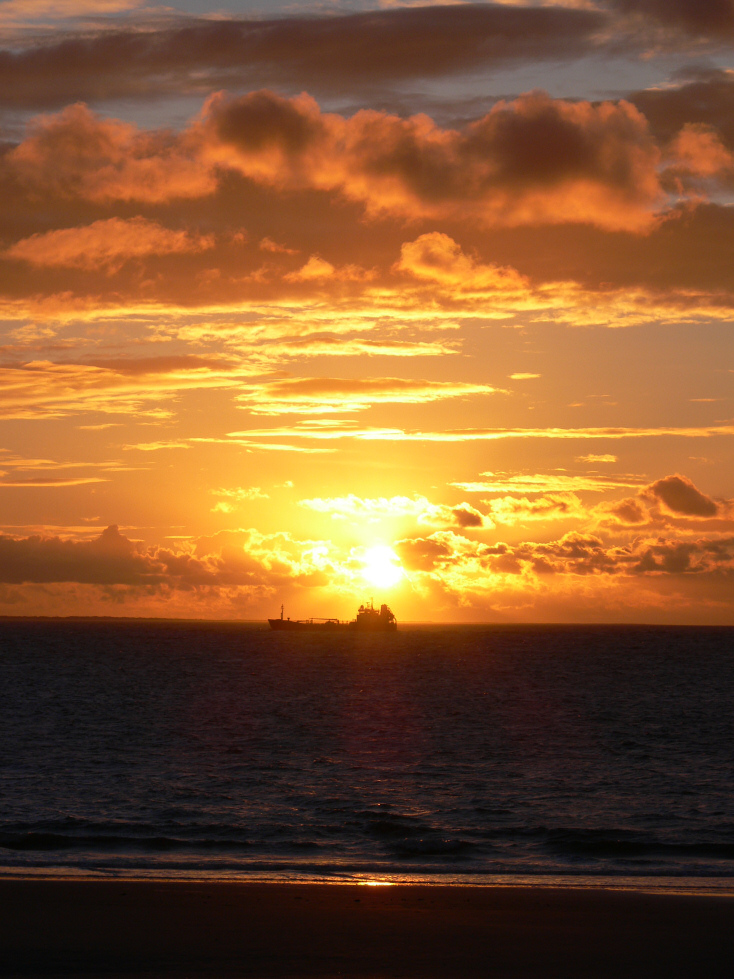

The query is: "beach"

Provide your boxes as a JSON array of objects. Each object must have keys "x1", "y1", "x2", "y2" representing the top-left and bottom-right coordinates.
[{"x1": 2, "y1": 879, "x2": 733, "y2": 977}]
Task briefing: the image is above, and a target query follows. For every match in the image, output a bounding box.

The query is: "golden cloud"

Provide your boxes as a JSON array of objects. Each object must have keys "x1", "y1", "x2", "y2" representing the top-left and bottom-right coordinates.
[
  {"x1": 265, "y1": 336, "x2": 459, "y2": 359},
  {"x1": 0, "y1": 357, "x2": 255, "y2": 420},
  {"x1": 9, "y1": 103, "x2": 214, "y2": 203},
  {"x1": 230, "y1": 420, "x2": 734, "y2": 443},
  {"x1": 6, "y1": 218, "x2": 214, "y2": 272},
  {"x1": 455, "y1": 472, "x2": 647, "y2": 493},
  {"x1": 235, "y1": 376, "x2": 500, "y2": 415},
  {"x1": 483, "y1": 493, "x2": 587, "y2": 525},
  {"x1": 394, "y1": 232, "x2": 528, "y2": 293},
  {"x1": 395, "y1": 528, "x2": 734, "y2": 581},
  {"x1": 298, "y1": 494, "x2": 487, "y2": 529}
]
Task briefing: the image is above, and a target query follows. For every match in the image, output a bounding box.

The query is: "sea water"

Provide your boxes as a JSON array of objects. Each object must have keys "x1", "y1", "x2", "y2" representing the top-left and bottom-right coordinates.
[{"x1": 1, "y1": 620, "x2": 733, "y2": 888}]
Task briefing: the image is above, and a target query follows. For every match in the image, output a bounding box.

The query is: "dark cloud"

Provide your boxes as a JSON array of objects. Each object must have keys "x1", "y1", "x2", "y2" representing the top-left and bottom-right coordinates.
[
  {"x1": 451, "y1": 504, "x2": 485, "y2": 529},
  {"x1": 81, "y1": 356, "x2": 234, "y2": 375},
  {"x1": 0, "y1": 525, "x2": 303, "y2": 589},
  {"x1": 633, "y1": 537, "x2": 734, "y2": 573},
  {"x1": 204, "y1": 89, "x2": 660, "y2": 230},
  {"x1": 0, "y1": 525, "x2": 158, "y2": 584},
  {"x1": 645, "y1": 473, "x2": 720, "y2": 516},
  {"x1": 607, "y1": 0, "x2": 734, "y2": 38},
  {"x1": 463, "y1": 200, "x2": 734, "y2": 294},
  {"x1": 527, "y1": 532, "x2": 621, "y2": 576},
  {"x1": 0, "y1": 6, "x2": 606, "y2": 111},
  {"x1": 601, "y1": 497, "x2": 649, "y2": 525},
  {"x1": 632, "y1": 70, "x2": 734, "y2": 146},
  {"x1": 8, "y1": 2, "x2": 734, "y2": 118}
]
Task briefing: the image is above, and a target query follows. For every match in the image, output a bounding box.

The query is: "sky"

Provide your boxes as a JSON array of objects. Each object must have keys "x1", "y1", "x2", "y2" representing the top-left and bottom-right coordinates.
[{"x1": 0, "y1": 0, "x2": 733, "y2": 623}]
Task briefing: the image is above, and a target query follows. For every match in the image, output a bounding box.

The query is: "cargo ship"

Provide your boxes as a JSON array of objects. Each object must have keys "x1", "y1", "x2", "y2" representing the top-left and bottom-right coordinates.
[{"x1": 268, "y1": 601, "x2": 397, "y2": 632}]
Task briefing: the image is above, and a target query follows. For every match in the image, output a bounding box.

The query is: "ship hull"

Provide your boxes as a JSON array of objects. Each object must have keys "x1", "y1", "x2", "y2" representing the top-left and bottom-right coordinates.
[
  {"x1": 268, "y1": 619, "x2": 397, "y2": 632},
  {"x1": 269, "y1": 602, "x2": 397, "y2": 632},
  {"x1": 268, "y1": 619, "x2": 350, "y2": 631}
]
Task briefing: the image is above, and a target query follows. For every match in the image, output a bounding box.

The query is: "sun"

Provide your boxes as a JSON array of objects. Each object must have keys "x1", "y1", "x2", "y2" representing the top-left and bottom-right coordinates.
[{"x1": 361, "y1": 545, "x2": 403, "y2": 588}]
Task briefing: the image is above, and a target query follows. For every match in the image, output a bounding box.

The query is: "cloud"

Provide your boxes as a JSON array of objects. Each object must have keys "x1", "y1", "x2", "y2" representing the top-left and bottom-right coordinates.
[
  {"x1": 230, "y1": 420, "x2": 734, "y2": 444},
  {"x1": 0, "y1": 448, "x2": 124, "y2": 484},
  {"x1": 632, "y1": 70, "x2": 734, "y2": 147},
  {"x1": 342, "y1": 424, "x2": 734, "y2": 442},
  {"x1": 259, "y1": 237, "x2": 298, "y2": 255},
  {"x1": 394, "y1": 232, "x2": 528, "y2": 292},
  {"x1": 292, "y1": 476, "x2": 734, "y2": 539},
  {"x1": 5, "y1": 217, "x2": 214, "y2": 272},
  {"x1": 285, "y1": 256, "x2": 336, "y2": 282},
  {"x1": 212, "y1": 486, "x2": 269, "y2": 502},
  {"x1": 589, "y1": 474, "x2": 734, "y2": 531},
  {"x1": 644, "y1": 472, "x2": 721, "y2": 516},
  {"x1": 266, "y1": 336, "x2": 459, "y2": 358},
  {"x1": 0, "y1": 475, "x2": 105, "y2": 486},
  {"x1": 454, "y1": 471, "x2": 646, "y2": 493},
  {"x1": 483, "y1": 493, "x2": 587, "y2": 525},
  {"x1": 81, "y1": 355, "x2": 234, "y2": 375},
  {"x1": 284, "y1": 255, "x2": 372, "y2": 283},
  {"x1": 8, "y1": 102, "x2": 214, "y2": 203},
  {"x1": 666, "y1": 124, "x2": 734, "y2": 180},
  {"x1": 596, "y1": 496, "x2": 651, "y2": 527},
  {"x1": 298, "y1": 493, "x2": 486, "y2": 529},
  {"x1": 289, "y1": 476, "x2": 734, "y2": 537},
  {"x1": 193, "y1": 436, "x2": 332, "y2": 454},
  {"x1": 0, "y1": 512, "x2": 732, "y2": 621},
  {"x1": 632, "y1": 536, "x2": 734, "y2": 574},
  {"x1": 0, "y1": 522, "x2": 550, "y2": 592},
  {"x1": 0, "y1": 6, "x2": 606, "y2": 109},
  {"x1": 124, "y1": 440, "x2": 190, "y2": 452},
  {"x1": 0, "y1": 0, "x2": 140, "y2": 29},
  {"x1": 211, "y1": 485, "x2": 269, "y2": 513},
  {"x1": 235, "y1": 376, "x2": 499, "y2": 415},
  {"x1": 6, "y1": 100, "x2": 734, "y2": 316},
  {"x1": 202, "y1": 89, "x2": 662, "y2": 230},
  {"x1": 395, "y1": 527, "x2": 734, "y2": 580},
  {"x1": 0, "y1": 356, "x2": 255, "y2": 420},
  {"x1": 606, "y1": 0, "x2": 734, "y2": 39},
  {"x1": 0, "y1": 524, "x2": 340, "y2": 592},
  {"x1": 4, "y1": 3, "x2": 734, "y2": 122},
  {"x1": 0, "y1": 524, "x2": 157, "y2": 584}
]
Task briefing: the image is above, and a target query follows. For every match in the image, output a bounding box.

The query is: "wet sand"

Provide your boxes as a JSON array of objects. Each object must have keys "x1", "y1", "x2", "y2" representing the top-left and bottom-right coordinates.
[{"x1": 1, "y1": 879, "x2": 733, "y2": 977}]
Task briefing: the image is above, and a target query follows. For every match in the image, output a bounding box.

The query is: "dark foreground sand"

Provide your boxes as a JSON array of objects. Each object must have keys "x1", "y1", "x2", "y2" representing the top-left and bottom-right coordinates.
[{"x1": 1, "y1": 880, "x2": 733, "y2": 978}]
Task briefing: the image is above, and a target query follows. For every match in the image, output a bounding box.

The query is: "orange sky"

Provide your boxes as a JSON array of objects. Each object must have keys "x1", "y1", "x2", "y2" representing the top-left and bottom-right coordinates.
[{"x1": 0, "y1": 0, "x2": 732, "y2": 622}]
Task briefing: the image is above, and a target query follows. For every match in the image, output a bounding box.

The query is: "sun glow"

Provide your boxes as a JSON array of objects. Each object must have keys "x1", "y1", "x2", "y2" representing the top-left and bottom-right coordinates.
[{"x1": 361, "y1": 545, "x2": 403, "y2": 588}]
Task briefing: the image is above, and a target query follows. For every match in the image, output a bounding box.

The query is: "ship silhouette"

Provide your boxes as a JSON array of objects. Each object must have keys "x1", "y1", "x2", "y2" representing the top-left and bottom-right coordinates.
[{"x1": 268, "y1": 600, "x2": 397, "y2": 632}]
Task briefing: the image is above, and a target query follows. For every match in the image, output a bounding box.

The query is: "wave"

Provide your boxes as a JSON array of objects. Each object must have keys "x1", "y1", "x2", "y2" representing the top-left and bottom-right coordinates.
[{"x1": 2, "y1": 819, "x2": 733, "y2": 867}]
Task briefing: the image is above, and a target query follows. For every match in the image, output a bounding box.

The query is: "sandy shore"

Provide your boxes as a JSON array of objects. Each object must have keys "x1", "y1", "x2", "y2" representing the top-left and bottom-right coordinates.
[{"x1": 1, "y1": 879, "x2": 733, "y2": 977}]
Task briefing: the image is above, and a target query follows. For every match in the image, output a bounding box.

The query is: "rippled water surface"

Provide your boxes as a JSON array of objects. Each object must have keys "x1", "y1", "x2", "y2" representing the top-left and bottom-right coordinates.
[{"x1": 1, "y1": 620, "x2": 733, "y2": 882}]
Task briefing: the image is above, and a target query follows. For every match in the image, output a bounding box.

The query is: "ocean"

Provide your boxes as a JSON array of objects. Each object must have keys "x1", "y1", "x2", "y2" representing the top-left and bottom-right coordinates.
[{"x1": 1, "y1": 620, "x2": 733, "y2": 889}]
